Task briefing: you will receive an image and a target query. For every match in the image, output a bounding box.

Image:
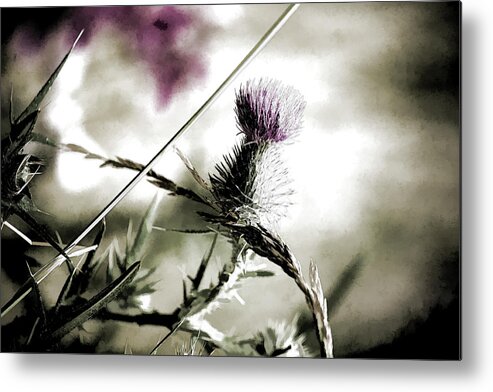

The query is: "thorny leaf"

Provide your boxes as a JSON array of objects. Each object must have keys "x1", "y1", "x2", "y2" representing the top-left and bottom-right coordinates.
[
  {"x1": 66, "y1": 220, "x2": 108, "y2": 298},
  {"x1": 189, "y1": 231, "x2": 218, "y2": 290},
  {"x1": 44, "y1": 261, "x2": 140, "y2": 343},
  {"x1": 9, "y1": 203, "x2": 74, "y2": 273},
  {"x1": 25, "y1": 260, "x2": 47, "y2": 329},
  {"x1": 1, "y1": 32, "x2": 83, "y2": 278},
  {"x1": 99, "y1": 197, "x2": 161, "y2": 310},
  {"x1": 52, "y1": 242, "x2": 102, "y2": 315},
  {"x1": 14, "y1": 31, "x2": 83, "y2": 125},
  {"x1": 125, "y1": 194, "x2": 161, "y2": 266},
  {"x1": 2, "y1": 110, "x2": 39, "y2": 163},
  {"x1": 54, "y1": 278, "x2": 76, "y2": 319}
]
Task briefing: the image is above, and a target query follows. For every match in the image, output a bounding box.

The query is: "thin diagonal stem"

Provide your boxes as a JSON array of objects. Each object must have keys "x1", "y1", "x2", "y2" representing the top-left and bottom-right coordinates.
[{"x1": 1, "y1": 3, "x2": 300, "y2": 318}]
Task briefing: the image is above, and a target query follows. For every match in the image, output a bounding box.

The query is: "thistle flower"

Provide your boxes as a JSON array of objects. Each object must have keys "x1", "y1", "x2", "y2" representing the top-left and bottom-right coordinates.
[
  {"x1": 209, "y1": 79, "x2": 305, "y2": 227},
  {"x1": 235, "y1": 79, "x2": 306, "y2": 143}
]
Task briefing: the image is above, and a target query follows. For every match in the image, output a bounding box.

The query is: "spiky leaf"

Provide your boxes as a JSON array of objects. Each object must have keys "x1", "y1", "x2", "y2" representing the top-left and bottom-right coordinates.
[
  {"x1": 46, "y1": 261, "x2": 140, "y2": 342},
  {"x1": 14, "y1": 31, "x2": 83, "y2": 125},
  {"x1": 125, "y1": 194, "x2": 161, "y2": 266}
]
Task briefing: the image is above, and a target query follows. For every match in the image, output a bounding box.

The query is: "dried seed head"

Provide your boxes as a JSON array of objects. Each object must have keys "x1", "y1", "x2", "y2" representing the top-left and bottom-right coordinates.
[{"x1": 235, "y1": 79, "x2": 306, "y2": 143}]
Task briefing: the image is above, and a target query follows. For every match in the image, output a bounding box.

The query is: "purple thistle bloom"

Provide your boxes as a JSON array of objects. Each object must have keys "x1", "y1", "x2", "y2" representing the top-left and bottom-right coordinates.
[
  {"x1": 209, "y1": 79, "x2": 305, "y2": 228},
  {"x1": 235, "y1": 79, "x2": 306, "y2": 143}
]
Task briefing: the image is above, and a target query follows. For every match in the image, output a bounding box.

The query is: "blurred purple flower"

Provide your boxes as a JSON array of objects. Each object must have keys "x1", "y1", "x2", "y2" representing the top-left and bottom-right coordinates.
[
  {"x1": 235, "y1": 79, "x2": 306, "y2": 143},
  {"x1": 10, "y1": 6, "x2": 208, "y2": 108}
]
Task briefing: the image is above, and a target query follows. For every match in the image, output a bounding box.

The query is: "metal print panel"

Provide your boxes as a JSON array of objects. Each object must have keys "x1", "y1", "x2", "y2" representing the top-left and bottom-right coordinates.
[{"x1": 0, "y1": 2, "x2": 460, "y2": 359}]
